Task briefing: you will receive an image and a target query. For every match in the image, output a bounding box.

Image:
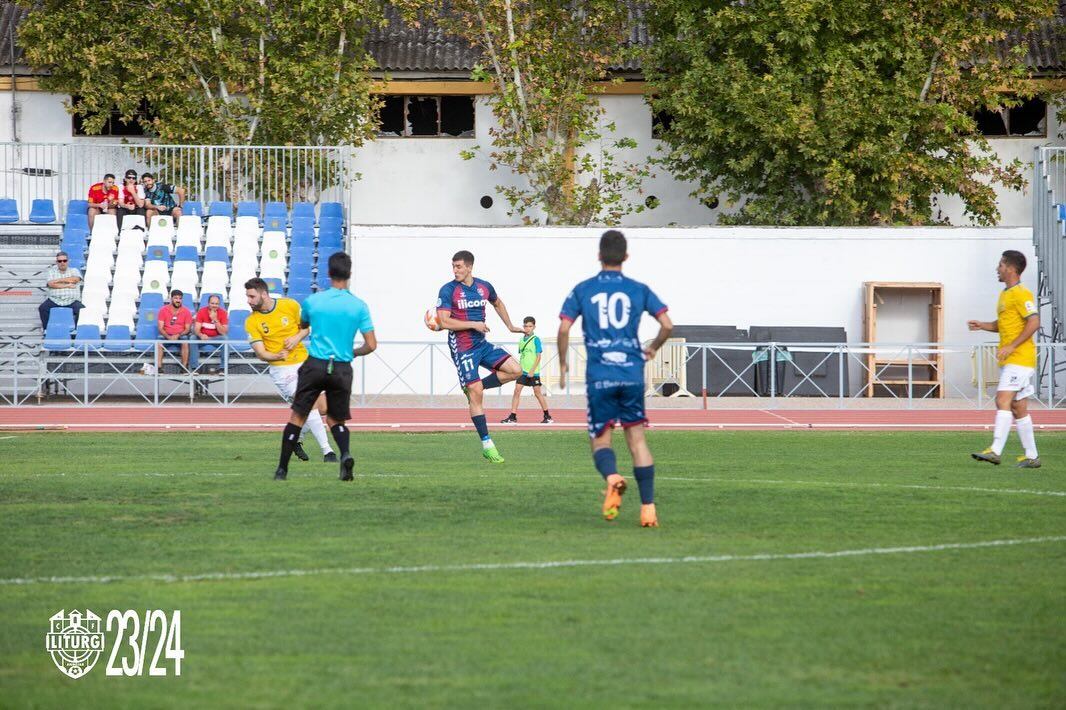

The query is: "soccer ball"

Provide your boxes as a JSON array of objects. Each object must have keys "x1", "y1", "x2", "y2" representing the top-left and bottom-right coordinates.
[{"x1": 424, "y1": 308, "x2": 441, "y2": 332}]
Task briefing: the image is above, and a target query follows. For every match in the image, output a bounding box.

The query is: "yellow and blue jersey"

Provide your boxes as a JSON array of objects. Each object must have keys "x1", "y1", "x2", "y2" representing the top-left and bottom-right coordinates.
[{"x1": 997, "y1": 284, "x2": 1038, "y2": 367}]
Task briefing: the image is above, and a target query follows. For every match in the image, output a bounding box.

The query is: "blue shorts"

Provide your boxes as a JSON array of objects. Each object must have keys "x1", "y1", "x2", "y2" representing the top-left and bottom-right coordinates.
[
  {"x1": 451, "y1": 340, "x2": 512, "y2": 387},
  {"x1": 586, "y1": 380, "x2": 647, "y2": 438}
]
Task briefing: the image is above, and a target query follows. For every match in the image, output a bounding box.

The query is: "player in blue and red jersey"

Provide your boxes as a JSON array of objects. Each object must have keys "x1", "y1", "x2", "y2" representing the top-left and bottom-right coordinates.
[
  {"x1": 437, "y1": 250, "x2": 524, "y2": 463},
  {"x1": 557, "y1": 230, "x2": 673, "y2": 527}
]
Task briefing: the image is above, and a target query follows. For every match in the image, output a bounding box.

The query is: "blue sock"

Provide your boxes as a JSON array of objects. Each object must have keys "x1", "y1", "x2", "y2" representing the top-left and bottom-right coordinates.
[
  {"x1": 592, "y1": 448, "x2": 617, "y2": 480},
  {"x1": 481, "y1": 373, "x2": 502, "y2": 390},
  {"x1": 471, "y1": 414, "x2": 490, "y2": 441},
  {"x1": 633, "y1": 465, "x2": 655, "y2": 504}
]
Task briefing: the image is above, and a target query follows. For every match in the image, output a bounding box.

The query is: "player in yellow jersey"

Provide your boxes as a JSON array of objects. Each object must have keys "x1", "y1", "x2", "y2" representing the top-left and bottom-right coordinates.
[
  {"x1": 243, "y1": 278, "x2": 336, "y2": 463},
  {"x1": 967, "y1": 250, "x2": 1041, "y2": 468}
]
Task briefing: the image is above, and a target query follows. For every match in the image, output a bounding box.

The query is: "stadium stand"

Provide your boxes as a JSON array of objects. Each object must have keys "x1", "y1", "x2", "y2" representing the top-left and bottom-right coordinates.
[
  {"x1": 29, "y1": 199, "x2": 56, "y2": 224},
  {"x1": 0, "y1": 198, "x2": 19, "y2": 223}
]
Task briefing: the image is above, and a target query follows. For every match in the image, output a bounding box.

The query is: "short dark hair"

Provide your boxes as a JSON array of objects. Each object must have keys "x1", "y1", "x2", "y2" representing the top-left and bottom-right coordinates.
[
  {"x1": 170, "y1": 289, "x2": 183, "y2": 298},
  {"x1": 244, "y1": 277, "x2": 269, "y2": 293},
  {"x1": 141, "y1": 172, "x2": 154, "y2": 179},
  {"x1": 56, "y1": 250, "x2": 68, "y2": 259},
  {"x1": 1001, "y1": 250, "x2": 1027, "y2": 274},
  {"x1": 599, "y1": 230, "x2": 627, "y2": 266},
  {"x1": 103, "y1": 173, "x2": 115, "y2": 180},
  {"x1": 328, "y1": 251, "x2": 352, "y2": 280},
  {"x1": 452, "y1": 250, "x2": 474, "y2": 266},
  {"x1": 523, "y1": 316, "x2": 536, "y2": 325}
]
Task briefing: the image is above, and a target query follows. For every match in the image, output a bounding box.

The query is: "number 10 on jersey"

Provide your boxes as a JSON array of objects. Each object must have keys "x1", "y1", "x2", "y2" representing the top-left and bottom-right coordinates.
[{"x1": 591, "y1": 292, "x2": 632, "y2": 329}]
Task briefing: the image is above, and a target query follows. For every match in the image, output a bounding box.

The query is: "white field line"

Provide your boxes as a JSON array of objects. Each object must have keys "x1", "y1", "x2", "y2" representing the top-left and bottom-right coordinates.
[
  {"x1": 0, "y1": 435, "x2": 17, "y2": 440},
  {"x1": 3, "y1": 422, "x2": 1066, "y2": 431},
  {"x1": 15, "y1": 471, "x2": 1066, "y2": 498},
  {"x1": 2, "y1": 536, "x2": 1063, "y2": 587}
]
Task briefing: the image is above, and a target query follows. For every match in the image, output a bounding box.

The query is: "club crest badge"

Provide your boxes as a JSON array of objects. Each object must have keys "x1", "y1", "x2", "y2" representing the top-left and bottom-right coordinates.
[{"x1": 46, "y1": 609, "x2": 105, "y2": 679}]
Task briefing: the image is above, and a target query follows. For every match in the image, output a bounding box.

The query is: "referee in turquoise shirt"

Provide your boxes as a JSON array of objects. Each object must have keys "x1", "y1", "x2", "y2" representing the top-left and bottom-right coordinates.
[{"x1": 273, "y1": 252, "x2": 376, "y2": 482}]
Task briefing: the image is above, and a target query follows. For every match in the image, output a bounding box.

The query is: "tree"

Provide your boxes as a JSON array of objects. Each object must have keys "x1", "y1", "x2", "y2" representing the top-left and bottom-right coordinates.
[
  {"x1": 408, "y1": 0, "x2": 653, "y2": 225},
  {"x1": 644, "y1": 0, "x2": 1057, "y2": 226},
  {"x1": 17, "y1": 0, "x2": 385, "y2": 200}
]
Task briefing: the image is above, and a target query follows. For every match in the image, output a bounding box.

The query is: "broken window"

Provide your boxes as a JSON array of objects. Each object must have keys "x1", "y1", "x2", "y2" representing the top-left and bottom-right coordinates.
[
  {"x1": 973, "y1": 97, "x2": 1047, "y2": 137},
  {"x1": 72, "y1": 97, "x2": 155, "y2": 136},
  {"x1": 375, "y1": 95, "x2": 475, "y2": 137}
]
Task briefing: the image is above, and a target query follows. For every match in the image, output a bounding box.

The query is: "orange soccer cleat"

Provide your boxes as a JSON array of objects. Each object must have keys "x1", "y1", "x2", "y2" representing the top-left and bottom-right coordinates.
[
  {"x1": 640, "y1": 504, "x2": 659, "y2": 528},
  {"x1": 602, "y1": 474, "x2": 627, "y2": 521}
]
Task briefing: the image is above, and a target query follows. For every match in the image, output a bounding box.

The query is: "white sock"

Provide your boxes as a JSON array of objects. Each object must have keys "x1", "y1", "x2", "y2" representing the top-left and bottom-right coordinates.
[
  {"x1": 991, "y1": 410, "x2": 1013, "y2": 455},
  {"x1": 1015, "y1": 415, "x2": 1039, "y2": 459},
  {"x1": 482, "y1": 438, "x2": 494, "y2": 449},
  {"x1": 303, "y1": 411, "x2": 334, "y2": 454}
]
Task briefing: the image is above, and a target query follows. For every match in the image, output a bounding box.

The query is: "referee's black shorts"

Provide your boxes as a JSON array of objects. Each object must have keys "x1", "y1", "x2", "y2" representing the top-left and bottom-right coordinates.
[{"x1": 291, "y1": 356, "x2": 353, "y2": 421}]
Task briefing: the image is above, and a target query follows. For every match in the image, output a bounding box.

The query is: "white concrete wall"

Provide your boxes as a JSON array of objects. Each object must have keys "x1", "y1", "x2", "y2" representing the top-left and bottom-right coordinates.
[
  {"x1": 0, "y1": 89, "x2": 1061, "y2": 228},
  {"x1": 349, "y1": 226, "x2": 1037, "y2": 396}
]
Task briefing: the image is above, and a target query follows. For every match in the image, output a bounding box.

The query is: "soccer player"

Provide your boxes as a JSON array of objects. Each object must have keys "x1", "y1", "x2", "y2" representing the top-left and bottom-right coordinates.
[
  {"x1": 558, "y1": 230, "x2": 673, "y2": 527},
  {"x1": 968, "y1": 250, "x2": 1041, "y2": 468},
  {"x1": 273, "y1": 252, "x2": 376, "y2": 481},
  {"x1": 245, "y1": 278, "x2": 336, "y2": 463},
  {"x1": 436, "y1": 250, "x2": 523, "y2": 463},
  {"x1": 501, "y1": 316, "x2": 553, "y2": 424}
]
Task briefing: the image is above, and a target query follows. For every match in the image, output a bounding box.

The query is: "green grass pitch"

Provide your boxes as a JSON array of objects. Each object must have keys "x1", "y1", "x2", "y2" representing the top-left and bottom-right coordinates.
[{"x1": 1, "y1": 430, "x2": 1064, "y2": 707}]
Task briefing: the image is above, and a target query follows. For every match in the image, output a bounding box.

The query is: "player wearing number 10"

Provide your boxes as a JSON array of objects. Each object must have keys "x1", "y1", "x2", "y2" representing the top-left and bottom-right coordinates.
[{"x1": 557, "y1": 230, "x2": 673, "y2": 527}]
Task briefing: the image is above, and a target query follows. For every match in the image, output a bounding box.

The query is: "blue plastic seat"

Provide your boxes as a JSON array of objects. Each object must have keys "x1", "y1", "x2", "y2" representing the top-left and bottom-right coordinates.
[
  {"x1": 139, "y1": 292, "x2": 164, "y2": 313},
  {"x1": 318, "y1": 236, "x2": 343, "y2": 255},
  {"x1": 289, "y1": 232, "x2": 315, "y2": 252},
  {"x1": 174, "y1": 245, "x2": 199, "y2": 263},
  {"x1": 291, "y1": 202, "x2": 315, "y2": 221},
  {"x1": 133, "y1": 318, "x2": 159, "y2": 352},
  {"x1": 29, "y1": 199, "x2": 56, "y2": 224},
  {"x1": 73, "y1": 323, "x2": 102, "y2": 349},
  {"x1": 289, "y1": 254, "x2": 314, "y2": 272},
  {"x1": 183, "y1": 201, "x2": 204, "y2": 216},
  {"x1": 315, "y1": 269, "x2": 333, "y2": 290},
  {"x1": 208, "y1": 201, "x2": 233, "y2": 218},
  {"x1": 291, "y1": 215, "x2": 314, "y2": 233},
  {"x1": 0, "y1": 198, "x2": 19, "y2": 223},
  {"x1": 263, "y1": 216, "x2": 286, "y2": 231},
  {"x1": 204, "y1": 246, "x2": 229, "y2": 264},
  {"x1": 43, "y1": 308, "x2": 75, "y2": 350},
  {"x1": 198, "y1": 292, "x2": 225, "y2": 309},
  {"x1": 145, "y1": 245, "x2": 172, "y2": 265},
  {"x1": 286, "y1": 283, "x2": 312, "y2": 303},
  {"x1": 264, "y1": 201, "x2": 287, "y2": 221},
  {"x1": 66, "y1": 213, "x2": 90, "y2": 232},
  {"x1": 67, "y1": 199, "x2": 89, "y2": 215},
  {"x1": 227, "y1": 310, "x2": 252, "y2": 351},
  {"x1": 319, "y1": 202, "x2": 343, "y2": 221},
  {"x1": 319, "y1": 214, "x2": 343, "y2": 230},
  {"x1": 263, "y1": 277, "x2": 284, "y2": 295},
  {"x1": 236, "y1": 201, "x2": 260, "y2": 219},
  {"x1": 102, "y1": 325, "x2": 133, "y2": 351}
]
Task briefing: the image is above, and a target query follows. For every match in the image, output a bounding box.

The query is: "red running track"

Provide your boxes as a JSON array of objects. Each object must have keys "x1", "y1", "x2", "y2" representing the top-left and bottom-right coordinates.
[{"x1": 1, "y1": 406, "x2": 1065, "y2": 432}]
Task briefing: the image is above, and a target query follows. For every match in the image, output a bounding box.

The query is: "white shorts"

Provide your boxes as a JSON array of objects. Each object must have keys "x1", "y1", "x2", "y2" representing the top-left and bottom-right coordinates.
[
  {"x1": 269, "y1": 363, "x2": 301, "y2": 404},
  {"x1": 997, "y1": 364, "x2": 1035, "y2": 400}
]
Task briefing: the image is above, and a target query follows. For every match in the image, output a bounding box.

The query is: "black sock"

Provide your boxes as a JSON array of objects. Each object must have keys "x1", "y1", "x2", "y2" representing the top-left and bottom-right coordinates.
[
  {"x1": 481, "y1": 372, "x2": 502, "y2": 389},
  {"x1": 330, "y1": 424, "x2": 350, "y2": 458},
  {"x1": 543, "y1": 410, "x2": 551, "y2": 417},
  {"x1": 278, "y1": 423, "x2": 302, "y2": 470}
]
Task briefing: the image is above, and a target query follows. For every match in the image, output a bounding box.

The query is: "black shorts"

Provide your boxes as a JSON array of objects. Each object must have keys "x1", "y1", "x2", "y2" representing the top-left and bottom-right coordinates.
[
  {"x1": 517, "y1": 374, "x2": 542, "y2": 387},
  {"x1": 291, "y1": 357, "x2": 353, "y2": 421}
]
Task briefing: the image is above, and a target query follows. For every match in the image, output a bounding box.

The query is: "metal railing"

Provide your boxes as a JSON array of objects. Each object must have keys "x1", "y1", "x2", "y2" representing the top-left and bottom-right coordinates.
[
  {"x1": 3, "y1": 339, "x2": 1064, "y2": 409},
  {"x1": 0, "y1": 142, "x2": 353, "y2": 222},
  {"x1": 1032, "y1": 146, "x2": 1065, "y2": 345}
]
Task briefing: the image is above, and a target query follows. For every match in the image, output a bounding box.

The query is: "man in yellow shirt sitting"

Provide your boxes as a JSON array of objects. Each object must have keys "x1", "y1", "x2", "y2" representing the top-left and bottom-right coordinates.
[
  {"x1": 967, "y1": 250, "x2": 1041, "y2": 468},
  {"x1": 244, "y1": 278, "x2": 336, "y2": 463}
]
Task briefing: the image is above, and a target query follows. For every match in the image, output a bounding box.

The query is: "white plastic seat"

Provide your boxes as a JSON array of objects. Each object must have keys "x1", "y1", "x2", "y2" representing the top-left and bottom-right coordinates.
[
  {"x1": 148, "y1": 214, "x2": 175, "y2": 238},
  {"x1": 87, "y1": 232, "x2": 117, "y2": 257},
  {"x1": 227, "y1": 283, "x2": 248, "y2": 309},
  {"x1": 200, "y1": 262, "x2": 229, "y2": 297},
  {"x1": 258, "y1": 251, "x2": 286, "y2": 284},
  {"x1": 110, "y1": 264, "x2": 142, "y2": 303},
  {"x1": 205, "y1": 216, "x2": 233, "y2": 254},
  {"x1": 117, "y1": 230, "x2": 146, "y2": 256},
  {"x1": 120, "y1": 214, "x2": 146, "y2": 232},
  {"x1": 169, "y1": 261, "x2": 199, "y2": 302},
  {"x1": 78, "y1": 307, "x2": 106, "y2": 330},
  {"x1": 91, "y1": 213, "x2": 118, "y2": 238},
  {"x1": 174, "y1": 219, "x2": 203, "y2": 252},
  {"x1": 106, "y1": 301, "x2": 137, "y2": 329},
  {"x1": 81, "y1": 278, "x2": 111, "y2": 310},
  {"x1": 260, "y1": 231, "x2": 287, "y2": 261},
  {"x1": 114, "y1": 248, "x2": 143, "y2": 273},
  {"x1": 84, "y1": 254, "x2": 114, "y2": 285},
  {"x1": 141, "y1": 260, "x2": 170, "y2": 297},
  {"x1": 230, "y1": 252, "x2": 258, "y2": 280},
  {"x1": 146, "y1": 226, "x2": 174, "y2": 254}
]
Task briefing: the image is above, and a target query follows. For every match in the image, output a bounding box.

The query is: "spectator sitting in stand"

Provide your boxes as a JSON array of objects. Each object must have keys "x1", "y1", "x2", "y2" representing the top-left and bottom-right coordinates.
[
  {"x1": 141, "y1": 173, "x2": 185, "y2": 225},
  {"x1": 39, "y1": 251, "x2": 83, "y2": 330},
  {"x1": 194, "y1": 294, "x2": 230, "y2": 374},
  {"x1": 143, "y1": 289, "x2": 197, "y2": 375},
  {"x1": 87, "y1": 173, "x2": 119, "y2": 230},
  {"x1": 116, "y1": 169, "x2": 146, "y2": 231}
]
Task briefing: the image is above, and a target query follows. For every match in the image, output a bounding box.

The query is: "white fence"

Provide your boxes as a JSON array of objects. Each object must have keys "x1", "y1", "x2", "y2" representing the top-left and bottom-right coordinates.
[
  {"x1": 2, "y1": 339, "x2": 1063, "y2": 409},
  {"x1": 0, "y1": 142, "x2": 353, "y2": 222}
]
